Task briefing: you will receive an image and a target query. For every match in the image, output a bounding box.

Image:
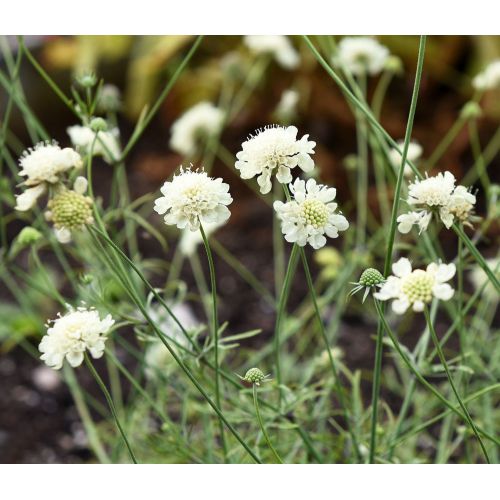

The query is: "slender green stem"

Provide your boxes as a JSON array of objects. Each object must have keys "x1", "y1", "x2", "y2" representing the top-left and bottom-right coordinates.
[
  {"x1": 424, "y1": 308, "x2": 490, "y2": 463},
  {"x1": 84, "y1": 355, "x2": 138, "y2": 464},
  {"x1": 253, "y1": 384, "x2": 284, "y2": 464},
  {"x1": 355, "y1": 72, "x2": 368, "y2": 249},
  {"x1": 426, "y1": 114, "x2": 467, "y2": 170},
  {"x1": 199, "y1": 222, "x2": 227, "y2": 461}
]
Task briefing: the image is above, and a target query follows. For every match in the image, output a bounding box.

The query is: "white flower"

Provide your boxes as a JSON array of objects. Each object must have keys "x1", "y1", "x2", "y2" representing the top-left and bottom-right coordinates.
[
  {"x1": 473, "y1": 60, "x2": 500, "y2": 91},
  {"x1": 154, "y1": 167, "x2": 232, "y2": 232},
  {"x1": 408, "y1": 171, "x2": 456, "y2": 208},
  {"x1": 169, "y1": 102, "x2": 225, "y2": 157},
  {"x1": 273, "y1": 178, "x2": 349, "y2": 249},
  {"x1": 374, "y1": 258, "x2": 455, "y2": 314},
  {"x1": 397, "y1": 210, "x2": 431, "y2": 234},
  {"x1": 179, "y1": 219, "x2": 224, "y2": 256},
  {"x1": 15, "y1": 184, "x2": 46, "y2": 212},
  {"x1": 244, "y1": 35, "x2": 299, "y2": 70},
  {"x1": 67, "y1": 125, "x2": 121, "y2": 163},
  {"x1": 334, "y1": 37, "x2": 390, "y2": 76},
  {"x1": 275, "y1": 89, "x2": 300, "y2": 122},
  {"x1": 235, "y1": 125, "x2": 316, "y2": 194},
  {"x1": 441, "y1": 185, "x2": 477, "y2": 227},
  {"x1": 470, "y1": 258, "x2": 499, "y2": 303},
  {"x1": 39, "y1": 307, "x2": 114, "y2": 370},
  {"x1": 19, "y1": 141, "x2": 82, "y2": 186},
  {"x1": 388, "y1": 140, "x2": 423, "y2": 177}
]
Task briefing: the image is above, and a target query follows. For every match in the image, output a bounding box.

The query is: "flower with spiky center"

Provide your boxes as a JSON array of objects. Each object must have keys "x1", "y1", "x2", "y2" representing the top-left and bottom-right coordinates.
[
  {"x1": 333, "y1": 37, "x2": 390, "y2": 76},
  {"x1": 349, "y1": 268, "x2": 385, "y2": 302},
  {"x1": 39, "y1": 307, "x2": 114, "y2": 370},
  {"x1": 388, "y1": 140, "x2": 423, "y2": 177},
  {"x1": 473, "y1": 60, "x2": 500, "y2": 91},
  {"x1": 235, "y1": 126, "x2": 316, "y2": 195},
  {"x1": 169, "y1": 102, "x2": 225, "y2": 157},
  {"x1": 239, "y1": 367, "x2": 269, "y2": 386},
  {"x1": 243, "y1": 35, "x2": 299, "y2": 70},
  {"x1": 45, "y1": 176, "x2": 93, "y2": 244},
  {"x1": 19, "y1": 141, "x2": 82, "y2": 187},
  {"x1": 154, "y1": 167, "x2": 232, "y2": 232},
  {"x1": 67, "y1": 124, "x2": 121, "y2": 164},
  {"x1": 274, "y1": 178, "x2": 348, "y2": 250},
  {"x1": 374, "y1": 258, "x2": 455, "y2": 314}
]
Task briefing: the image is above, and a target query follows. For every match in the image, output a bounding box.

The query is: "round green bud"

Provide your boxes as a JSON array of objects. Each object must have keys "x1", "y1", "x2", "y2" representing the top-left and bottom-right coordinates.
[
  {"x1": 47, "y1": 190, "x2": 93, "y2": 231},
  {"x1": 80, "y1": 273, "x2": 94, "y2": 285},
  {"x1": 243, "y1": 367, "x2": 267, "y2": 385},
  {"x1": 460, "y1": 101, "x2": 482, "y2": 120},
  {"x1": 359, "y1": 268, "x2": 385, "y2": 287},
  {"x1": 17, "y1": 226, "x2": 42, "y2": 246},
  {"x1": 96, "y1": 84, "x2": 122, "y2": 113},
  {"x1": 76, "y1": 71, "x2": 97, "y2": 88},
  {"x1": 343, "y1": 154, "x2": 359, "y2": 171},
  {"x1": 384, "y1": 55, "x2": 404, "y2": 75},
  {"x1": 90, "y1": 117, "x2": 108, "y2": 133}
]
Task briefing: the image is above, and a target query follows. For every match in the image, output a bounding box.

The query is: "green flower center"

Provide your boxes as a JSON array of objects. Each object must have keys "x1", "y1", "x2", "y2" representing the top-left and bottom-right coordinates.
[
  {"x1": 244, "y1": 367, "x2": 266, "y2": 384},
  {"x1": 48, "y1": 190, "x2": 93, "y2": 230},
  {"x1": 301, "y1": 199, "x2": 328, "y2": 228},
  {"x1": 359, "y1": 268, "x2": 384, "y2": 287},
  {"x1": 401, "y1": 270, "x2": 435, "y2": 304}
]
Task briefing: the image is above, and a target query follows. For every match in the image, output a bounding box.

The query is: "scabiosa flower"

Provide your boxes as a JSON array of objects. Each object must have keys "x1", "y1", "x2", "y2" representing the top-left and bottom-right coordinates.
[
  {"x1": 334, "y1": 37, "x2": 390, "y2": 76},
  {"x1": 169, "y1": 102, "x2": 225, "y2": 157},
  {"x1": 374, "y1": 258, "x2": 455, "y2": 314},
  {"x1": 18, "y1": 141, "x2": 82, "y2": 187},
  {"x1": 15, "y1": 184, "x2": 47, "y2": 212},
  {"x1": 273, "y1": 178, "x2": 349, "y2": 250},
  {"x1": 235, "y1": 125, "x2": 316, "y2": 194},
  {"x1": 388, "y1": 140, "x2": 423, "y2": 177},
  {"x1": 239, "y1": 367, "x2": 270, "y2": 386},
  {"x1": 45, "y1": 176, "x2": 94, "y2": 244},
  {"x1": 441, "y1": 185, "x2": 478, "y2": 228},
  {"x1": 39, "y1": 307, "x2": 114, "y2": 370},
  {"x1": 275, "y1": 89, "x2": 300, "y2": 123},
  {"x1": 472, "y1": 60, "x2": 500, "y2": 91},
  {"x1": 67, "y1": 124, "x2": 121, "y2": 163},
  {"x1": 243, "y1": 35, "x2": 299, "y2": 70},
  {"x1": 154, "y1": 167, "x2": 232, "y2": 232},
  {"x1": 349, "y1": 268, "x2": 385, "y2": 303}
]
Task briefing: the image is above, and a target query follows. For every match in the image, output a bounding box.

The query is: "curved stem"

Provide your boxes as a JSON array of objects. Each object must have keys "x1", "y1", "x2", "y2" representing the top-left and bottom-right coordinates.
[
  {"x1": 424, "y1": 308, "x2": 490, "y2": 463},
  {"x1": 85, "y1": 355, "x2": 138, "y2": 464},
  {"x1": 253, "y1": 384, "x2": 283, "y2": 464}
]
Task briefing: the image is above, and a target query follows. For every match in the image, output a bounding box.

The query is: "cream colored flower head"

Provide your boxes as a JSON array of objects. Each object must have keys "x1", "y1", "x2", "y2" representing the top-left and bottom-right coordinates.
[
  {"x1": 19, "y1": 141, "x2": 82, "y2": 187},
  {"x1": 388, "y1": 140, "x2": 423, "y2": 177},
  {"x1": 374, "y1": 258, "x2": 455, "y2": 314},
  {"x1": 334, "y1": 37, "x2": 390, "y2": 76},
  {"x1": 235, "y1": 125, "x2": 316, "y2": 194},
  {"x1": 473, "y1": 60, "x2": 500, "y2": 91},
  {"x1": 274, "y1": 178, "x2": 349, "y2": 250},
  {"x1": 154, "y1": 167, "x2": 232, "y2": 232},
  {"x1": 39, "y1": 307, "x2": 114, "y2": 370},
  {"x1": 243, "y1": 35, "x2": 299, "y2": 70},
  {"x1": 169, "y1": 102, "x2": 225, "y2": 157},
  {"x1": 67, "y1": 124, "x2": 121, "y2": 163}
]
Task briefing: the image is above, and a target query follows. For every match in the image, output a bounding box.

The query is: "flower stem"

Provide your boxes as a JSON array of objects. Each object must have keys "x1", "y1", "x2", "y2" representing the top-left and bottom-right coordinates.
[
  {"x1": 84, "y1": 355, "x2": 138, "y2": 464},
  {"x1": 199, "y1": 222, "x2": 228, "y2": 461},
  {"x1": 424, "y1": 308, "x2": 490, "y2": 463},
  {"x1": 253, "y1": 384, "x2": 283, "y2": 464}
]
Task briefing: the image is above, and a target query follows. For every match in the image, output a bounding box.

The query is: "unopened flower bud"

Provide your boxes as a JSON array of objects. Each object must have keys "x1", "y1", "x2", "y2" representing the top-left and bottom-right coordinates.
[
  {"x1": 241, "y1": 367, "x2": 268, "y2": 386},
  {"x1": 90, "y1": 117, "x2": 108, "y2": 133},
  {"x1": 460, "y1": 101, "x2": 482, "y2": 120},
  {"x1": 76, "y1": 70, "x2": 97, "y2": 88}
]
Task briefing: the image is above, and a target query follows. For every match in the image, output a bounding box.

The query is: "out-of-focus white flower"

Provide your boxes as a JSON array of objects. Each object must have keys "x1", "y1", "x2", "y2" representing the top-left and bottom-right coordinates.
[
  {"x1": 19, "y1": 141, "x2": 82, "y2": 187},
  {"x1": 145, "y1": 303, "x2": 198, "y2": 380},
  {"x1": 334, "y1": 37, "x2": 390, "y2": 76},
  {"x1": 15, "y1": 184, "x2": 46, "y2": 212},
  {"x1": 244, "y1": 35, "x2": 299, "y2": 70},
  {"x1": 96, "y1": 84, "x2": 122, "y2": 113},
  {"x1": 39, "y1": 307, "x2": 114, "y2": 369},
  {"x1": 374, "y1": 257, "x2": 455, "y2": 314},
  {"x1": 154, "y1": 167, "x2": 232, "y2": 232},
  {"x1": 169, "y1": 102, "x2": 225, "y2": 157},
  {"x1": 179, "y1": 220, "x2": 224, "y2": 256},
  {"x1": 472, "y1": 60, "x2": 500, "y2": 91},
  {"x1": 273, "y1": 178, "x2": 349, "y2": 249},
  {"x1": 67, "y1": 125, "x2": 121, "y2": 163},
  {"x1": 470, "y1": 258, "x2": 499, "y2": 303},
  {"x1": 388, "y1": 140, "x2": 423, "y2": 177},
  {"x1": 235, "y1": 125, "x2": 316, "y2": 194},
  {"x1": 275, "y1": 89, "x2": 300, "y2": 123}
]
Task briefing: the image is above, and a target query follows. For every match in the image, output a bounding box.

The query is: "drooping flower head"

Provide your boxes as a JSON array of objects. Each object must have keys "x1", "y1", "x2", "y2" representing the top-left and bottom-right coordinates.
[
  {"x1": 388, "y1": 140, "x2": 423, "y2": 177},
  {"x1": 472, "y1": 60, "x2": 500, "y2": 91},
  {"x1": 243, "y1": 35, "x2": 299, "y2": 70},
  {"x1": 39, "y1": 307, "x2": 114, "y2": 370},
  {"x1": 169, "y1": 102, "x2": 225, "y2": 157},
  {"x1": 154, "y1": 167, "x2": 232, "y2": 232},
  {"x1": 334, "y1": 37, "x2": 390, "y2": 76},
  {"x1": 374, "y1": 258, "x2": 455, "y2": 314},
  {"x1": 19, "y1": 141, "x2": 82, "y2": 187},
  {"x1": 235, "y1": 125, "x2": 316, "y2": 194},
  {"x1": 67, "y1": 124, "x2": 121, "y2": 164},
  {"x1": 274, "y1": 178, "x2": 349, "y2": 250}
]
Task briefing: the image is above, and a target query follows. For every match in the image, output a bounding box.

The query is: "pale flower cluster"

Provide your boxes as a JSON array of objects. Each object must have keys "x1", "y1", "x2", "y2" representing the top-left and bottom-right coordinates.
[
  {"x1": 169, "y1": 102, "x2": 225, "y2": 157},
  {"x1": 388, "y1": 140, "x2": 423, "y2": 177},
  {"x1": 472, "y1": 60, "x2": 500, "y2": 91},
  {"x1": 154, "y1": 167, "x2": 232, "y2": 232},
  {"x1": 334, "y1": 37, "x2": 390, "y2": 76},
  {"x1": 235, "y1": 125, "x2": 315, "y2": 194},
  {"x1": 67, "y1": 125, "x2": 121, "y2": 163},
  {"x1": 274, "y1": 178, "x2": 349, "y2": 249},
  {"x1": 39, "y1": 307, "x2": 114, "y2": 370},
  {"x1": 397, "y1": 171, "x2": 476, "y2": 234},
  {"x1": 374, "y1": 258, "x2": 455, "y2": 314},
  {"x1": 243, "y1": 35, "x2": 299, "y2": 70}
]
